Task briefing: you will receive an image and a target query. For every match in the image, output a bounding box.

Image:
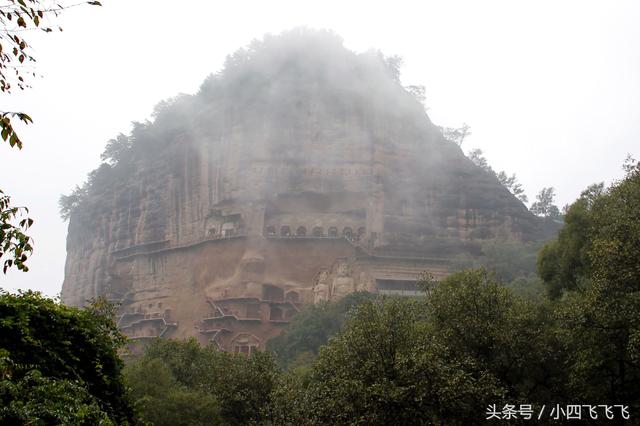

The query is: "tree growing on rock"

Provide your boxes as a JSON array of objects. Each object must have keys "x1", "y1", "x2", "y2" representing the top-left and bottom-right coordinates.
[{"x1": 530, "y1": 187, "x2": 561, "y2": 219}]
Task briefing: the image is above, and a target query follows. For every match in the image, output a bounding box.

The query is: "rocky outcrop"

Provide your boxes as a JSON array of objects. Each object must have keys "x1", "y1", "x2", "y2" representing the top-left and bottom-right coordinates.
[{"x1": 61, "y1": 29, "x2": 542, "y2": 351}]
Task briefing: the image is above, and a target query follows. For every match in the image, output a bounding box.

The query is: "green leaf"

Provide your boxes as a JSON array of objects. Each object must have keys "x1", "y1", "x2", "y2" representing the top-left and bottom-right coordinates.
[{"x1": 18, "y1": 113, "x2": 32, "y2": 123}]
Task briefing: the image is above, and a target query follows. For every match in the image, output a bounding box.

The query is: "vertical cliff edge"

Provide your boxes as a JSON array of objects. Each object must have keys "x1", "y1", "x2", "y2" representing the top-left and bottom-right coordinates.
[{"x1": 61, "y1": 29, "x2": 543, "y2": 352}]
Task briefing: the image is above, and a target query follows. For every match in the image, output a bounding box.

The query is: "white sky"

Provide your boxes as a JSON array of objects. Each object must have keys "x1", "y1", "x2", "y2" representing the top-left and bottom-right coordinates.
[{"x1": 1, "y1": 0, "x2": 638, "y2": 296}]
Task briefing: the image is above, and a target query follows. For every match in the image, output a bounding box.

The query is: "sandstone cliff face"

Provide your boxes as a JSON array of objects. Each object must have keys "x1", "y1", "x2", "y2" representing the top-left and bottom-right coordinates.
[{"x1": 61, "y1": 30, "x2": 542, "y2": 351}]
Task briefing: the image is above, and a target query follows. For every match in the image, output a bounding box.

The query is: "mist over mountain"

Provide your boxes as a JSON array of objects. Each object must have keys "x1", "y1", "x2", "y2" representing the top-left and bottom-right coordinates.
[{"x1": 60, "y1": 29, "x2": 543, "y2": 351}]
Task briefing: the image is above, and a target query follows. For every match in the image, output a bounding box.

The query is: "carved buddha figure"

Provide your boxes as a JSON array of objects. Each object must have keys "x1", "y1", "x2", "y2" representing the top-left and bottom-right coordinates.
[
  {"x1": 331, "y1": 260, "x2": 354, "y2": 300},
  {"x1": 357, "y1": 271, "x2": 375, "y2": 292},
  {"x1": 205, "y1": 248, "x2": 266, "y2": 300},
  {"x1": 313, "y1": 270, "x2": 330, "y2": 304}
]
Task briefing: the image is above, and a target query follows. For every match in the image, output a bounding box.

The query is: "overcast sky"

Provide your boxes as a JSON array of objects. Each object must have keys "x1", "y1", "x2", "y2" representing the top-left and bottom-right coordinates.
[{"x1": 1, "y1": 0, "x2": 638, "y2": 296}]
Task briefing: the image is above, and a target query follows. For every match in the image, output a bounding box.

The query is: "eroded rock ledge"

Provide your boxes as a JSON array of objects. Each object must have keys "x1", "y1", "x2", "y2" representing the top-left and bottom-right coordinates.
[{"x1": 61, "y1": 30, "x2": 542, "y2": 352}]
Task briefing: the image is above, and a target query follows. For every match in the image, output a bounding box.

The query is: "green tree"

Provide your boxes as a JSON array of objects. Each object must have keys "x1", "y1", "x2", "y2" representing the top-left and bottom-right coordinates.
[
  {"x1": 124, "y1": 356, "x2": 221, "y2": 426},
  {"x1": 58, "y1": 185, "x2": 88, "y2": 221},
  {"x1": 439, "y1": 123, "x2": 471, "y2": 147},
  {"x1": 530, "y1": 187, "x2": 560, "y2": 219},
  {"x1": 382, "y1": 54, "x2": 403, "y2": 81},
  {"x1": 0, "y1": 190, "x2": 33, "y2": 272},
  {"x1": 404, "y1": 85, "x2": 426, "y2": 105},
  {"x1": 537, "y1": 183, "x2": 603, "y2": 298},
  {"x1": 304, "y1": 297, "x2": 504, "y2": 425},
  {"x1": 450, "y1": 239, "x2": 546, "y2": 300},
  {"x1": 0, "y1": 351, "x2": 114, "y2": 425},
  {"x1": 452, "y1": 240, "x2": 543, "y2": 282},
  {"x1": 546, "y1": 158, "x2": 640, "y2": 409},
  {"x1": 267, "y1": 271, "x2": 568, "y2": 424},
  {"x1": 126, "y1": 338, "x2": 279, "y2": 425},
  {"x1": 426, "y1": 269, "x2": 567, "y2": 405},
  {"x1": 466, "y1": 149, "x2": 530, "y2": 203},
  {"x1": 557, "y1": 280, "x2": 640, "y2": 410},
  {"x1": 101, "y1": 133, "x2": 132, "y2": 166},
  {"x1": 0, "y1": 291, "x2": 136, "y2": 424},
  {"x1": 214, "y1": 349, "x2": 278, "y2": 424},
  {"x1": 497, "y1": 170, "x2": 528, "y2": 203},
  {"x1": 467, "y1": 148, "x2": 493, "y2": 174},
  {"x1": 267, "y1": 291, "x2": 375, "y2": 368},
  {"x1": 588, "y1": 158, "x2": 640, "y2": 290}
]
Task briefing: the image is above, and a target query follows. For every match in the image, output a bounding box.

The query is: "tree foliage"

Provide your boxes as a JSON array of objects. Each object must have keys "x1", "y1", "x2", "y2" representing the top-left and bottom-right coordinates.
[
  {"x1": 125, "y1": 338, "x2": 279, "y2": 425},
  {"x1": 537, "y1": 161, "x2": 638, "y2": 298},
  {"x1": 0, "y1": 354, "x2": 114, "y2": 425},
  {"x1": 382, "y1": 54, "x2": 403, "y2": 81},
  {"x1": 0, "y1": 111, "x2": 32, "y2": 149},
  {"x1": 537, "y1": 183, "x2": 603, "y2": 298},
  {"x1": 271, "y1": 270, "x2": 568, "y2": 425},
  {"x1": 404, "y1": 84, "x2": 426, "y2": 105},
  {"x1": 101, "y1": 133, "x2": 132, "y2": 166},
  {"x1": 0, "y1": 0, "x2": 103, "y2": 93},
  {"x1": 497, "y1": 170, "x2": 528, "y2": 203},
  {"x1": 267, "y1": 291, "x2": 375, "y2": 368},
  {"x1": 427, "y1": 270, "x2": 567, "y2": 404},
  {"x1": 0, "y1": 0, "x2": 102, "y2": 149},
  {"x1": 124, "y1": 356, "x2": 221, "y2": 426},
  {"x1": 58, "y1": 185, "x2": 87, "y2": 221},
  {"x1": 439, "y1": 123, "x2": 471, "y2": 147},
  {"x1": 467, "y1": 148, "x2": 492, "y2": 173},
  {"x1": 536, "y1": 158, "x2": 640, "y2": 410},
  {"x1": 467, "y1": 148, "x2": 530, "y2": 204},
  {"x1": 0, "y1": 189, "x2": 33, "y2": 273},
  {"x1": 302, "y1": 296, "x2": 503, "y2": 425},
  {"x1": 452, "y1": 239, "x2": 543, "y2": 281},
  {"x1": 0, "y1": 291, "x2": 135, "y2": 424},
  {"x1": 530, "y1": 187, "x2": 560, "y2": 219}
]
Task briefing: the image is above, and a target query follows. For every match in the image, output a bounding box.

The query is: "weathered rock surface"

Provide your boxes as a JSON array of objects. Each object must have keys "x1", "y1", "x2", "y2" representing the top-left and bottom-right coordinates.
[{"x1": 61, "y1": 30, "x2": 542, "y2": 352}]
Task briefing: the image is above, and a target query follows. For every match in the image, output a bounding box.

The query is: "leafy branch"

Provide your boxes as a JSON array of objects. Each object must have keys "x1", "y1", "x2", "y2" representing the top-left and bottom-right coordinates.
[
  {"x1": 0, "y1": 0, "x2": 101, "y2": 151},
  {"x1": 0, "y1": 110, "x2": 31, "y2": 148},
  {"x1": 0, "y1": 189, "x2": 33, "y2": 272}
]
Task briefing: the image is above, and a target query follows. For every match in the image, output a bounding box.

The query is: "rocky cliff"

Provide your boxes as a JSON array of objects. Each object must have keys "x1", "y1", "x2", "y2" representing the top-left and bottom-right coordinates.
[{"x1": 61, "y1": 29, "x2": 542, "y2": 352}]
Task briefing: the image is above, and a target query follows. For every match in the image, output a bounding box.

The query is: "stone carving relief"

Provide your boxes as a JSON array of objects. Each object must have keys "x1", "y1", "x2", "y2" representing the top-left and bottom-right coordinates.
[
  {"x1": 331, "y1": 259, "x2": 354, "y2": 301},
  {"x1": 313, "y1": 269, "x2": 330, "y2": 304},
  {"x1": 357, "y1": 271, "x2": 375, "y2": 292},
  {"x1": 205, "y1": 249, "x2": 266, "y2": 300}
]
